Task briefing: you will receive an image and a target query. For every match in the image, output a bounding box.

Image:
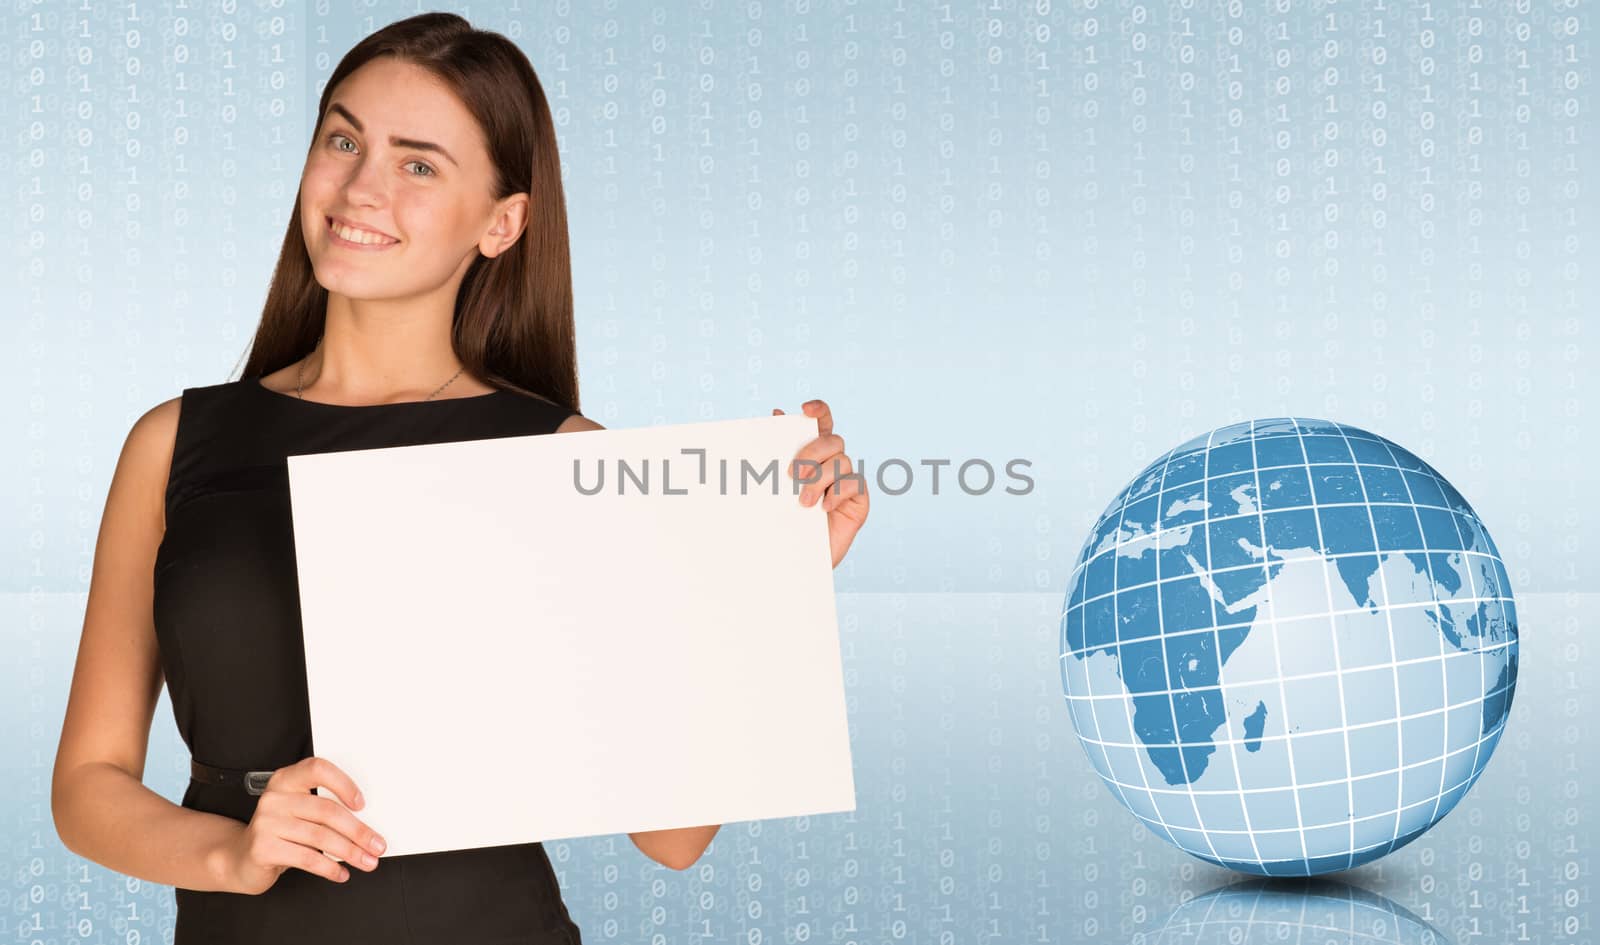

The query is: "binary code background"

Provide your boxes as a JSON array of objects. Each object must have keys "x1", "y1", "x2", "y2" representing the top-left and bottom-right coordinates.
[{"x1": 5, "y1": 1, "x2": 1592, "y2": 943}]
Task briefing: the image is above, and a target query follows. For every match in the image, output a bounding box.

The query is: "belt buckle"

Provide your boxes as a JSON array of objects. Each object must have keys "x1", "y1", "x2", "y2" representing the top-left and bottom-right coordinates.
[{"x1": 243, "y1": 771, "x2": 275, "y2": 796}]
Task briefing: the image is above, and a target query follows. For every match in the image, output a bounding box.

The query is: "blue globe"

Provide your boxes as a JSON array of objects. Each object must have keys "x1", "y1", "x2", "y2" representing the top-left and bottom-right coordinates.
[{"x1": 1059, "y1": 418, "x2": 1518, "y2": 876}]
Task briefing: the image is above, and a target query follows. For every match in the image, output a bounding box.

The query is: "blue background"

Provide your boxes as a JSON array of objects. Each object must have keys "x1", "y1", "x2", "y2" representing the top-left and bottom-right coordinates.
[{"x1": 5, "y1": 1, "x2": 1591, "y2": 942}]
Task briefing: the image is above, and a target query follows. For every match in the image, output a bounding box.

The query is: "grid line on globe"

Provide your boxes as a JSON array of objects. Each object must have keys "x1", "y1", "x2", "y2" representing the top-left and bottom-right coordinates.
[{"x1": 1058, "y1": 417, "x2": 1518, "y2": 876}]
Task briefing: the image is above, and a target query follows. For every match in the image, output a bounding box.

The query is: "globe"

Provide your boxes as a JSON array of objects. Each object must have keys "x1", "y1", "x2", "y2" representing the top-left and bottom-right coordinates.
[
  {"x1": 1149, "y1": 879, "x2": 1446, "y2": 944},
  {"x1": 1059, "y1": 417, "x2": 1518, "y2": 876}
]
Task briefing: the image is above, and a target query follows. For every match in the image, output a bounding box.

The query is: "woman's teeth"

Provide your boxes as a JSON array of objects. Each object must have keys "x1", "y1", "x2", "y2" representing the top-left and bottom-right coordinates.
[{"x1": 329, "y1": 219, "x2": 397, "y2": 245}]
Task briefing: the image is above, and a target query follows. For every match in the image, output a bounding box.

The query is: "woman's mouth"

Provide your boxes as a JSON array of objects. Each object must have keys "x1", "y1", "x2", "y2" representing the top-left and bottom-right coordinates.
[{"x1": 326, "y1": 215, "x2": 400, "y2": 250}]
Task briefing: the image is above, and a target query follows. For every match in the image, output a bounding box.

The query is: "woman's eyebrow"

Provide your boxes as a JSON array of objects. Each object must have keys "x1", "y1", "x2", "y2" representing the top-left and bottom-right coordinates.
[{"x1": 326, "y1": 102, "x2": 458, "y2": 167}]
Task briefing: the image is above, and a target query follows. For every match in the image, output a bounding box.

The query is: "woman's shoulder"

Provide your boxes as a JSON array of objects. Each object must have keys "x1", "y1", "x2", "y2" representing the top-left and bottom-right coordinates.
[
  {"x1": 126, "y1": 380, "x2": 234, "y2": 466},
  {"x1": 125, "y1": 381, "x2": 238, "y2": 455},
  {"x1": 117, "y1": 394, "x2": 186, "y2": 534},
  {"x1": 489, "y1": 382, "x2": 602, "y2": 433},
  {"x1": 555, "y1": 412, "x2": 605, "y2": 433}
]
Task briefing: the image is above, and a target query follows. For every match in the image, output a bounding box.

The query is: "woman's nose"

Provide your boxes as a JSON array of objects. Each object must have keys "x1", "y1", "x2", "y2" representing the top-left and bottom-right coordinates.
[{"x1": 341, "y1": 155, "x2": 388, "y2": 207}]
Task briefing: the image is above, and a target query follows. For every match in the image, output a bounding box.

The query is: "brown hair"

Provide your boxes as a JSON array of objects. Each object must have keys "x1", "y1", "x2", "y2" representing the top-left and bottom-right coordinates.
[{"x1": 237, "y1": 12, "x2": 577, "y2": 412}]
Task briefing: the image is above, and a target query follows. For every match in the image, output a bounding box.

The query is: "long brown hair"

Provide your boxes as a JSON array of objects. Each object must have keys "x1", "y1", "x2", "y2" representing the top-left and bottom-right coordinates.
[{"x1": 237, "y1": 12, "x2": 577, "y2": 412}]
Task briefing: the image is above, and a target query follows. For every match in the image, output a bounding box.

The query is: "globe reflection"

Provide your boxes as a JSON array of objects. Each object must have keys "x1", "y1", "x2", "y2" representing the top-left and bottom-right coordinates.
[{"x1": 1147, "y1": 878, "x2": 1450, "y2": 945}]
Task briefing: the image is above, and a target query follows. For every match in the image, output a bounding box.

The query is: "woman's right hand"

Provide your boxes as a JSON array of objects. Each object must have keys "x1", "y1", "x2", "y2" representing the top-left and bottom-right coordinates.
[{"x1": 215, "y1": 756, "x2": 388, "y2": 895}]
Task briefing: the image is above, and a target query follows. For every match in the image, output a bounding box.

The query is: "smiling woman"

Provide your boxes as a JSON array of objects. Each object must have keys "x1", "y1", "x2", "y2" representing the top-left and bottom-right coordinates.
[
  {"x1": 284, "y1": 55, "x2": 550, "y2": 370},
  {"x1": 48, "y1": 11, "x2": 692, "y2": 945},
  {"x1": 236, "y1": 9, "x2": 584, "y2": 410}
]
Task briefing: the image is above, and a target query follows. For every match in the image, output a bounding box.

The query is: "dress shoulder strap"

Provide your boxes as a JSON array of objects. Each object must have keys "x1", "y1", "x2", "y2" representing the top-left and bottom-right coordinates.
[{"x1": 162, "y1": 381, "x2": 245, "y2": 523}]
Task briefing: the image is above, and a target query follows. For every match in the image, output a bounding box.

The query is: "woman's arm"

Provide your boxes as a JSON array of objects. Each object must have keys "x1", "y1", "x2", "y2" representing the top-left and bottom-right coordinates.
[
  {"x1": 54, "y1": 763, "x2": 245, "y2": 891},
  {"x1": 627, "y1": 825, "x2": 721, "y2": 870},
  {"x1": 51, "y1": 397, "x2": 246, "y2": 893}
]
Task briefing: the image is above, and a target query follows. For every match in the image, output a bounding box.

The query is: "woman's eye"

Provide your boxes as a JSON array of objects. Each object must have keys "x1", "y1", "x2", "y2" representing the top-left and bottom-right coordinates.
[{"x1": 326, "y1": 133, "x2": 433, "y2": 178}]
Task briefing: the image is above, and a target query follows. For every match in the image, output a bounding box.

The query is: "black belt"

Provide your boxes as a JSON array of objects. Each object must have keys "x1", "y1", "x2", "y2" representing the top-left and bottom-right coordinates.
[{"x1": 191, "y1": 759, "x2": 277, "y2": 796}]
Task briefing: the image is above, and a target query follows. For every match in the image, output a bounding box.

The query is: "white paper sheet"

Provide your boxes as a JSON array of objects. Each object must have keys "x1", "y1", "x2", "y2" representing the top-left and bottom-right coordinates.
[{"x1": 285, "y1": 413, "x2": 856, "y2": 859}]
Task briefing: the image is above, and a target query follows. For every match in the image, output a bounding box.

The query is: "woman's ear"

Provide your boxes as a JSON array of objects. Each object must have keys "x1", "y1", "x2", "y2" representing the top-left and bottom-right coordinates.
[{"x1": 480, "y1": 192, "x2": 530, "y2": 259}]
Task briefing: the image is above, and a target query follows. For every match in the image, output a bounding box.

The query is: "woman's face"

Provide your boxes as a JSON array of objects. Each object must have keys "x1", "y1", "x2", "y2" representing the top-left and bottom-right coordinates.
[{"x1": 299, "y1": 57, "x2": 518, "y2": 301}]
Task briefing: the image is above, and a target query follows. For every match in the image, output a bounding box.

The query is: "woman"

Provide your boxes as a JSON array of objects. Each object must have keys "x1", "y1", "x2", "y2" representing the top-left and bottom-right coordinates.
[{"x1": 49, "y1": 13, "x2": 869, "y2": 944}]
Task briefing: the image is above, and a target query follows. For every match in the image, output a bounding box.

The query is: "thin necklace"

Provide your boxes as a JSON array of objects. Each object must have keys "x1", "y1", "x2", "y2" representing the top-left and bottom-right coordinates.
[{"x1": 296, "y1": 335, "x2": 466, "y2": 402}]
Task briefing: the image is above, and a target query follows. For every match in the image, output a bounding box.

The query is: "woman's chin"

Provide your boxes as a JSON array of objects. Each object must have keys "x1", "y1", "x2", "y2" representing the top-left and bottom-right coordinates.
[{"x1": 310, "y1": 266, "x2": 390, "y2": 299}]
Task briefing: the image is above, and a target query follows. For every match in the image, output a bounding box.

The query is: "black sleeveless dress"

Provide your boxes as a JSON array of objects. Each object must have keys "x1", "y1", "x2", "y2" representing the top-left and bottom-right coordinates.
[{"x1": 152, "y1": 377, "x2": 584, "y2": 945}]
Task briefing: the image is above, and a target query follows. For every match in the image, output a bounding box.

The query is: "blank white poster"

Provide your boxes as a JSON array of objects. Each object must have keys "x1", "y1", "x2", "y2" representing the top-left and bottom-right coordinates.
[{"x1": 285, "y1": 413, "x2": 856, "y2": 859}]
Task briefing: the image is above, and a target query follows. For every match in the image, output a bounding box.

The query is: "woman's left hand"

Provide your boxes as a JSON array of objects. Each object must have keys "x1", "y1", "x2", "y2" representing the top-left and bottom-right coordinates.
[{"x1": 775, "y1": 399, "x2": 870, "y2": 569}]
